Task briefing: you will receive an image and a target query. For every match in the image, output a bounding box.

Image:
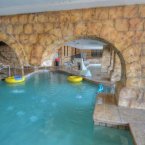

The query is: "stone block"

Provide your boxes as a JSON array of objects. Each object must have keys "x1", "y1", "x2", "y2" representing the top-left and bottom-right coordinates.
[
  {"x1": 1, "y1": 17, "x2": 10, "y2": 24},
  {"x1": 30, "y1": 57, "x2": 38, "y2": 65},
  {"x1": 87, "y1": 22, "x2": 102, "y2": 35},
  {"x1": 126, "y1": 62, "x2": 141, "y2": 78},
  {"x1": 140, "y1": 78, "x2": 145, "y2": 88},
  {"x1": 139, "y1": 5, "x2": 145, "y2": 17},
  {"x1": 6, "y1": 25, "x2": 13, "y2": 34},
  {"x1": 31, "y1": 44, "x2": 44, "y2": 58},
  {"x1": 28, "y1": 14, "x2": 37, "y2": 23},
  {"x1": 49, "y1": 28, "x2": 62, "y2": 38},
  {"x1": 141, "y1": 57, "x2": 145, "y2": 67},
  {"x1": 70, "y1": 10, "x2": 82, "y2": 23},
  {"x1": 13, "y1": 25, "x2": 23, "y2": 34},
  {"x1": 11, "y1": 16, "x2": 19, "y2": 24},
  {"x1": 101, "y1": 20, "x2": 114, "y2": 27},
  {"x1": 20, "y1": 34, "x2": 29, "y2": 44},
  {"x1": 100, "y1": 25, "x2": 118, "y2": 42},
  {"x1": 118, "y1": 87, "x2": 138, "y2": 107},
  {"x1": 131, "y1": 32, "x2": 145, "y2": 44},
  {"x1": 142, "y1": 44, "x2": 145, "y2": 55},
  {"x1": 39, "y1": 34, "x2": 53, "y2": 47},
  {"x1": 19, "y1": 15, "x2": 28, "y2": 24},
  {"x1": 115, "y1": 19, "x2": 129, "y2": 31},
  {"x1": 29, "y1": 34, "x2": 38, "y2": 44},
  {"x1": 124, "y1": 5, "x2": 139, "y2": 18},
  {"x1": 24, "y1": 24, "x2": 33, "y2": 34},
  {"x1": 44, "y1": 23, "x2": 53, "y2": 33},
  {"x1": 23, "y1": 44, "x2": 33, "y2": 59},
  {"x1": 61, "y1": 23, "x2": 74, "y2": 37},
  {"x1": 93, "y1": 104, "x2": 122, "y2": 124},
  {"x1": 123, "y1": 44, "x2": 141, "y2": 63},
  {"x1": 126, "y1": 78, "x2": 141, "y2": 88},
  {"x1": 109, "y1": 6, "x2": 123, "y2": 19},
  {"x1": 48, "y1": 12, "x2": 59, "y2": 23},
  {"x1": 7, "y1": 36, "x2": 15, "y2": 44},
  {"x1": 129, "y1": 18, "x2": 143, "y2": 31},
  {"x1": 59, "y1": 11, "x2": 70, "y2": 22},
  {"x1": 95, "y1": 8, "x2": 109, "y2": 20},
  {"x1": 130, "y1": 100, "x2": 145, "y2": 109},
  {"x1": 37, "y1": 14, "x2": 48, "y2": 23},
  {"x1": 33, "y1": 23, "x2": 44, "y2": 34},
  {"x1": 116, "y1": 31, "x2": 134, "y2": 49},
  {"x1": 74, "y1": 22, "x2": 87, "y2": 35},
  {"x1": 82, "y1": 9, "x2": 95, "y2": 21},
  {"x1": 0, "y1": 33, "x2": 7, "y2": 41}
]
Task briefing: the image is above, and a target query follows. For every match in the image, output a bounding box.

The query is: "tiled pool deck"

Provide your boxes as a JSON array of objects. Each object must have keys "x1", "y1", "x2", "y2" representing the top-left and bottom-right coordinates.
[
  {"x1": 54, "y1": 67, "x2": 145, "y2": 145},
  {"x1": 55, "y1": 66, "x2": 113, "y2": 86},
  {"x1": 94, "y1": 93, "x2": 145, "y2": 145}
]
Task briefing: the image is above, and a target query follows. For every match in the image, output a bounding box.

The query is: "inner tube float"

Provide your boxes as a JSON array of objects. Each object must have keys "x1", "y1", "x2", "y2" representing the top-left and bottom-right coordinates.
[
  {"x1": 5, "y1": 75, "x2": 25, "y2": 84},
  {"x1": 67, "y1": 76, "x2": 83, "y2": 83}
]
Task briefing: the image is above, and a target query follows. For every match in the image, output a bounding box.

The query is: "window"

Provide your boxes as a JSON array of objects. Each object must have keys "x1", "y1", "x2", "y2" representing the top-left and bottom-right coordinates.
[{"x1": 91, "y1": 50, "x2": 102, "y2": 57}]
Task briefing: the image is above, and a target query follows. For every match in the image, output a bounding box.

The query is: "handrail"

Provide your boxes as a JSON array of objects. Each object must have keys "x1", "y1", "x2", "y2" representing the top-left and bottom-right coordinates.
[{"x1": 0, "y1": 63, "x2": 11, "y2": 76}]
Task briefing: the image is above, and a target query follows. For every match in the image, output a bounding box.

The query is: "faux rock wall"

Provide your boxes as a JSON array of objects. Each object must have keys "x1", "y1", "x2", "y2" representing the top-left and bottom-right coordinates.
[
  {"x1": 0, "y1": 43, "x2": 20, "y2": 67},
  {"x1": 101, "y1": 46, "x2": 111, "y2": 73},
  {"x1": 0, "y1": 4, "x2": 145, "y2": 91},
  {"x1": 111, "y1": 53, "x2": 121, "y2": 82}
]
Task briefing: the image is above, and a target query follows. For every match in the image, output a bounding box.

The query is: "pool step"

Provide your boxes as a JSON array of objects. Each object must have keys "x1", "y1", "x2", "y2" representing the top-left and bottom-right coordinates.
[
  {"x1": 96, "y1": 93, "x2": 116, "y2": 105},
  {"x1": 93, "y1": 95, "x2": 145, "y2": 145}
]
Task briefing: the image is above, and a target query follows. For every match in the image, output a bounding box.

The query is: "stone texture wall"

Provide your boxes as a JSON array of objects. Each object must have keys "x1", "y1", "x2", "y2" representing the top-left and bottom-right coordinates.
[
  {"x1": 101, "y1": 46, "x2": 111, "y2": 73},
  {"x1": 0, "y1": 43, "x2": 20, "y2": 67},
  {"x1": 0, "y1": 4, "x2": 145, "y2": 98},
  {"x1": 101, "y1": 45, "x2": 121, "y2": 82},
  {"x1": 111, "y1": 53, "x2": 121, "y2": 82}
]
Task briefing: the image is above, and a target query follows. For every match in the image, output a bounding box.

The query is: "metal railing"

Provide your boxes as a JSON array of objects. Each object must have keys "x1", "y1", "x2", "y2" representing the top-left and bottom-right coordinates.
[{"x1": 0, "y1": 63, "x2": 11, "y2": 76}]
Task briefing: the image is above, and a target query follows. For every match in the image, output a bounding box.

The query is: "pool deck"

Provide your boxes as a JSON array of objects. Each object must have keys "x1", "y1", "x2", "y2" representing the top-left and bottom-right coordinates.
[
  {"x1": 54, "y1": 66, "x2": 113, "y2": 86},
  {"x1": 93, "y1": 93, "x2": 145, "y2": 145}
]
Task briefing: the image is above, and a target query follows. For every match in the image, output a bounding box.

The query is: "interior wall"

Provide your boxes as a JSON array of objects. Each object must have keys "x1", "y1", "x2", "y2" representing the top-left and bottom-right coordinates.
[
  {"x1": 0, "y1": 4, "x2": 144, "y2": 90},
  {"x1": 58, "y1": 46, "x2": 102, "y2": 65},
  {"x1": 0, "y1": 42, "x2": 20, "y2": 67}
]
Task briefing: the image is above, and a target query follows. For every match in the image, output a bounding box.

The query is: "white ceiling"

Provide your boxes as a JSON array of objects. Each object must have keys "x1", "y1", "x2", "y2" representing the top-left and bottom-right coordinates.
[
  {"x1": 0, "y1": 0, "x2": 145, "y2": 16},
  {"x1": 65, "y1": 39, "x2": 106, "y2": 50}
]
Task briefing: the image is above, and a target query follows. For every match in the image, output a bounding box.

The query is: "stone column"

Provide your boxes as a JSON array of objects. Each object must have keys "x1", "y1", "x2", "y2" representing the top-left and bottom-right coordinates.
[
  {"x1": 110, "y1": 53, "x2": 121, "y2": 82},
  {"x1": 107, "y1": 49, "x2": 115, "y2": 75},
  {"x1": 101, "y1": 45, "x2": 111, "y2": 73}
]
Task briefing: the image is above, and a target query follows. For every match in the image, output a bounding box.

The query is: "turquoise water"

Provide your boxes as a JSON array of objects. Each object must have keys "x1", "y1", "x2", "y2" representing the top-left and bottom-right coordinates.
[{"x1": 0, "y1": 72, "x2": 133, "y2": 145}]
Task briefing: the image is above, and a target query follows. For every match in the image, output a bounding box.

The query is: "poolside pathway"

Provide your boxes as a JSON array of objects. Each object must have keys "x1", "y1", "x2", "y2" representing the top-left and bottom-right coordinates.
[
  {"x1": 93, "y1": 93, "x2": 145, "y2": 145},
  {"x1": 56, "y1": 67, "x2": 113, "y2": 86}
]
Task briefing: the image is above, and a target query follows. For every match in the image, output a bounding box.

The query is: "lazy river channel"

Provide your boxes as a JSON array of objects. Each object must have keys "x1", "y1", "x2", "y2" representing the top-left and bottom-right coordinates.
[{"x1": 0, "y1": 72, "x2": 133, "y2": 145}]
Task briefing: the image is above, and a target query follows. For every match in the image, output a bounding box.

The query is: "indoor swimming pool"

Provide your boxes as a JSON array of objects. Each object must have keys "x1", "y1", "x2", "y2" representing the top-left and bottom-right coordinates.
[{"x1": 0, "y1": 72, "x2": 133, "y2": 145}]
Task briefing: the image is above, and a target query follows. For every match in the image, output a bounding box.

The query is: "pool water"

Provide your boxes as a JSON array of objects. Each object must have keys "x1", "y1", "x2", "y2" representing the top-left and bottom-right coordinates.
[{"x1": 0, "y1": 72, "x2": 133, "y2": 145}]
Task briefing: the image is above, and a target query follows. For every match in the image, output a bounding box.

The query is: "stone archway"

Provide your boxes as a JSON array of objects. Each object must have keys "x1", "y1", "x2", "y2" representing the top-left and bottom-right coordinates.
[
  {"x1": 0, "y1": 41, "x2": 21, "y2": 67},
  {"x1": 0, "y1": 7, "x2": 142, "y2": 90},
  {"x1": 0, "y1": 30, "x2": 28, "y2": 66},
  {"x1": 41, "y1": 36, "x2": 126, "y2": 84}
]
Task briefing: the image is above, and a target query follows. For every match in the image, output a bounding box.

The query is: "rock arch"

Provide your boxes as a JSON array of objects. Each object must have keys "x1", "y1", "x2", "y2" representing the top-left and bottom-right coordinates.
[
  {"x1": 0, "y1": 30, "x2": 28, "y2": 66},
  {"x1": 41, "y1": 35, "x2": 126, "y2": 84}
]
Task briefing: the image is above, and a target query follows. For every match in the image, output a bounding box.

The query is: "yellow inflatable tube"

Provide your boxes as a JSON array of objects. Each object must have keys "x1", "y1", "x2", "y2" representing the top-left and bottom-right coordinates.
[
  {"x1": 5, "y1": 76, "x2": 25, "y2": 84},
  {"x1": 67, "y1": 76, "x2": 83, "y2": 83}
]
